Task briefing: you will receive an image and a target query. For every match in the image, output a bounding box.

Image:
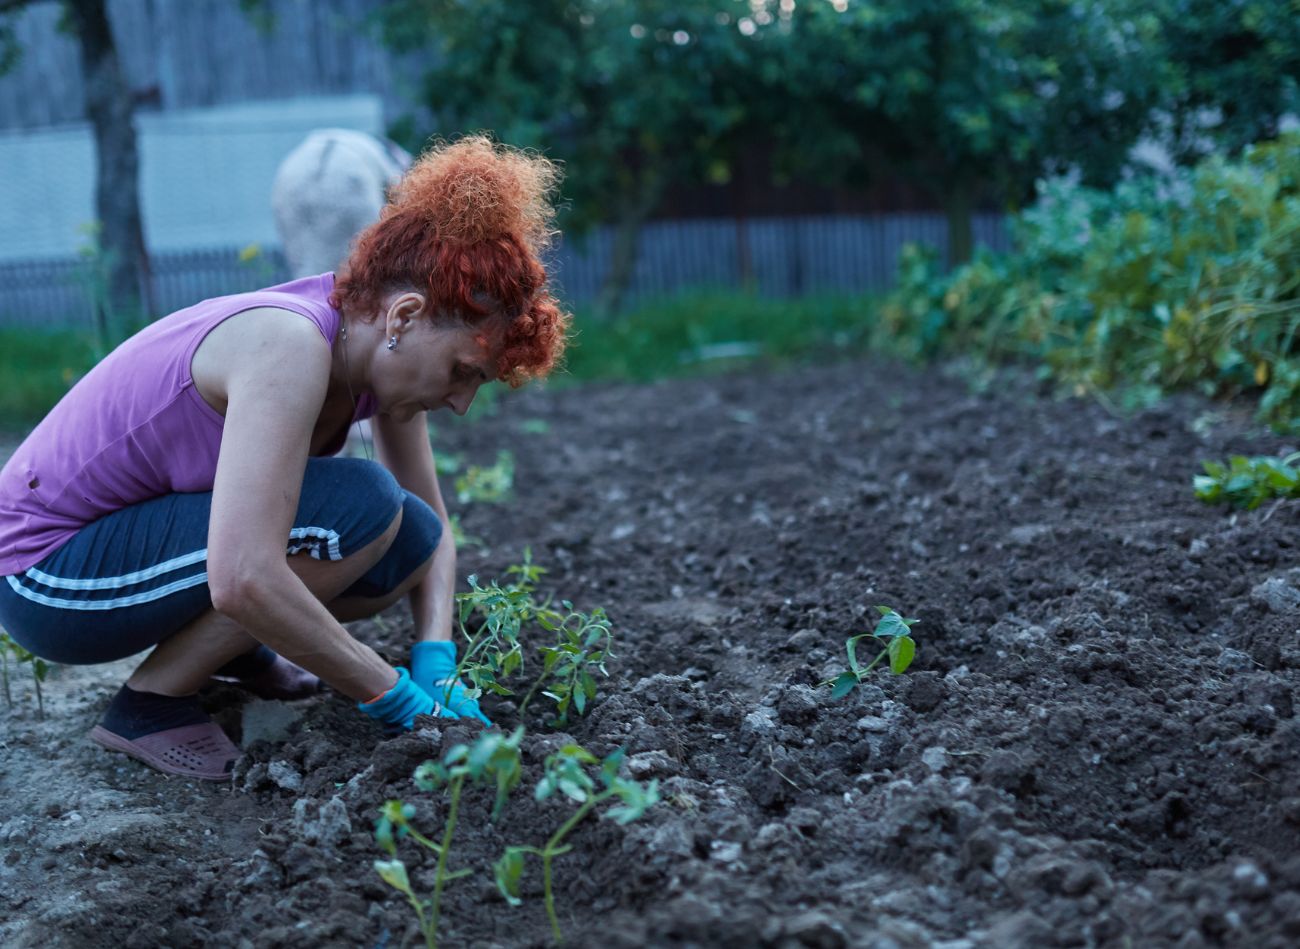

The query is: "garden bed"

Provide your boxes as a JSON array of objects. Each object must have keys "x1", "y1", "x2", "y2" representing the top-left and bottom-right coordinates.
[{"x1": 3, "y1": 357, "x2": 1300, "y2": 948}]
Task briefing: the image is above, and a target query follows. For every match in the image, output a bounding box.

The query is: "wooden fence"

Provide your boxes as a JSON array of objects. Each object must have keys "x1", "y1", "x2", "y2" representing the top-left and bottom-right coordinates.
[{"x1": 0, "y1": 212, "x2": 1011, "y2": 327}]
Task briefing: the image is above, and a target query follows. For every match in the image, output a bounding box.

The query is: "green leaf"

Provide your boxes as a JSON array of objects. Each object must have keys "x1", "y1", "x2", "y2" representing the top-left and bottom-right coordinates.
[
  {"x1": 845, "y1": 634, "x2": 865, "y2": 674},
  {"x1": 888, "y1": 636, "x2": 916, "y2": 674},
  {"x1": 494, "y1": 847, "x2": 526, "y2": 906},
  {"x1": 873, "y1": 609, "x2": 909, "y2": 640},
  {"x1": 829, "y1": 671, "x2": 859, "y2": 699},
  {"x1": 374, "y1": 859, "x2": 414, "y2": 896}
]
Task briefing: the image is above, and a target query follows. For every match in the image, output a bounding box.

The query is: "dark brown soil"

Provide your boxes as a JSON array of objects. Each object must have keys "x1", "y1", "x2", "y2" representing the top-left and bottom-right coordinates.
[{"x1": 4, "y1": 358, "x2": 1300, "y2": 948}]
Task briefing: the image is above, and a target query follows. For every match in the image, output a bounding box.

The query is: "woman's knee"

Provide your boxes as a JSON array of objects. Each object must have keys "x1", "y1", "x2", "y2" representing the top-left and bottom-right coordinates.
[
  {"x1": 294, "y1": 458, "x2": 405, "y2": 562},
  {"x1": 337, "y1": 493, "x2": 442, "y2": 600}
]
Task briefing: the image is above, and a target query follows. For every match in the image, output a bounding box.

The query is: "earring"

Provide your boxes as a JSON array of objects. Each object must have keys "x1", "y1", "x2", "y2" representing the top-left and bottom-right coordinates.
[{"x1": 387, "y1": 335, "x2": 398, "y2": 351}]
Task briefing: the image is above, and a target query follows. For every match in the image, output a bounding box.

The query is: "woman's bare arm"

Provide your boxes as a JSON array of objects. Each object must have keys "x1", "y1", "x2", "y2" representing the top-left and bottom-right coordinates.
[
  {"x1": 372, "y1": 410, "x2": 457, "y2": 643},
  {"x1": 200, "y1": 308, "x2": 397, "y2": 700}
]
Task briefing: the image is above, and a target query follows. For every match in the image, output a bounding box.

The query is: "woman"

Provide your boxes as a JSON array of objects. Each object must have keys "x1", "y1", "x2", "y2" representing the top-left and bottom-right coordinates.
[{"x1": 0, "y1": 136, "x2": 569, "y2": 780}]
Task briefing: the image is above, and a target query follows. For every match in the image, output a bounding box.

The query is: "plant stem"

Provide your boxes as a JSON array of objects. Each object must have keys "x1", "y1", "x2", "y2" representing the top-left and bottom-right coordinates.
[
  {"x1": 449, "y1": 633, "x2": 494, "y2": 702},
  {"x1": 517, "y1": 670, "x2": 548, "y2": 718},
  {"x1": 408, "y1": 895, "x2": 432, "y2": 949},
  {"x1": 32, "y1": 669, "x2": 43, "y2": 721},
  {"x1": 540, "y1": 794, "x2": 605, "y2": 944},
  {"x1": 429, "y1": 776, "x2": 463, "y2": 947},
  {"x1": 858, "y1": 646, "x2": 887, "y2": 679}
]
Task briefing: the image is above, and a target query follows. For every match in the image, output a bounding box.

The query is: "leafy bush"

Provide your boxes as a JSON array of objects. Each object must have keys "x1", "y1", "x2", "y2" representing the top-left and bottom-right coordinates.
[
  {"x1": 1194, "y1": 451, "x2": 1300, "y2": 509},
  {"x1": 880, "y1": 134, "x2": 1300, "y2": 430}
]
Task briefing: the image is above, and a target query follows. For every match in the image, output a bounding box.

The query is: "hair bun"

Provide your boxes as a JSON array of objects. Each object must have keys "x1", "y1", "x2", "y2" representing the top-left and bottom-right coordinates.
[{"x1": 387, "y1": 134, "x2": 560, "y2": 252}]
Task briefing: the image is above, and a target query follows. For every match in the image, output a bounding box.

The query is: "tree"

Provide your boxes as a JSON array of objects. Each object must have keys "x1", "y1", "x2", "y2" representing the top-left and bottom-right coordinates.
[
  {"x1": 1154, "y1": 0, "x2": 1300, "y2": 159},
  {"x1": 766, "y1": 0, "x2": 1168, "y2": 266},
  {"x1": 374, "y1": 0, "x2": 762, "y2": 314},
  {"x1": 1, "y1": 0, "x2": 152, "y2": 338}
]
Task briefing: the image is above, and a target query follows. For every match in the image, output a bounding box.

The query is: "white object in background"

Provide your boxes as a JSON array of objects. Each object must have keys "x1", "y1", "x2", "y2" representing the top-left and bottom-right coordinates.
[{"x1": 271, "y1": 129, "x2": 412, "y2": 279}]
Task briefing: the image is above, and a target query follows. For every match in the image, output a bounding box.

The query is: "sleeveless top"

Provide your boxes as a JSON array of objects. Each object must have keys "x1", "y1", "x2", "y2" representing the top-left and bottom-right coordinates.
[{"x1": 0, "y1": 272, "x2": 376, "y2": 575}]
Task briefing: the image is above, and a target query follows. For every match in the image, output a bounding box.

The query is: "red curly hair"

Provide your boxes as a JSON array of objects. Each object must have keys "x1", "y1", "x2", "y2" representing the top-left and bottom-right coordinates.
[{"x1": 330, "y1": 135, "x2": 570, "y2": 386}]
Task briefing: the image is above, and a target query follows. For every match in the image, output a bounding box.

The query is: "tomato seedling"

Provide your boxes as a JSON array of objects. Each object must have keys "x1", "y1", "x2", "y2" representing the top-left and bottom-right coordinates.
[
  {"x1": 451, "y1": 555, "x2": 616, "y2": 727},
  {"x1": 448, "y1": 552, "x2": 551, "y2": 703},
  {"x1": 494, "y1": 744, "x2": 659, "y2": 944},
  {"x1": 454, "y1": 449, "x2": 515, "y2": 505},
  {"x1": 1, "y1": 630, "x2": 50, "y2": 719},
  {"x1": 823, "y1": 605, "x2": 918, "y2": 699},
  {"x1": 518, "y1": 604, "x2": 613, "y2": 726},
  {"x1": 374, "y1": 727, "x2": 524, "y2": 949},
  {"x1": 1194, "y1": 451, "x2": 1300, "y2": 510}
]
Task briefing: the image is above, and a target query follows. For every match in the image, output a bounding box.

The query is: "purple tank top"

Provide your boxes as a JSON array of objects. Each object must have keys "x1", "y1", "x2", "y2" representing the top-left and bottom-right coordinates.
[{"x1": 0, "y1": 273, "x2": 375, "y2": 575}]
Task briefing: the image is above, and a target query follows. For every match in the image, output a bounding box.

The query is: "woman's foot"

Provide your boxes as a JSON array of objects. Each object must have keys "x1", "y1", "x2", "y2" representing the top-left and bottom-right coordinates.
[
  {"x1": 90, "y1": 684, "x2": 239, "y2": 781},
  {"x1": 210, "y1": 646, "x2": 322, "y2": 700}
]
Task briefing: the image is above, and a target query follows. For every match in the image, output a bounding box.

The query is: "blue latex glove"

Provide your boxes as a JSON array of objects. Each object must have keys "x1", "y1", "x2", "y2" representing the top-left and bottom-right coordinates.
[
  {"x1": 358, "y1": 667, "x2": 437, "y2": 730},
  {"x1": 411, "y1": 641, "x2": 493, "y2": 726}
]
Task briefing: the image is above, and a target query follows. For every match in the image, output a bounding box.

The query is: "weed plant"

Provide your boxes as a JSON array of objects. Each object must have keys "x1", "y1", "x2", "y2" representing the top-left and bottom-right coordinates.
[{"x1": 824, "y1": 606, "x2": 918, "y2": 698}]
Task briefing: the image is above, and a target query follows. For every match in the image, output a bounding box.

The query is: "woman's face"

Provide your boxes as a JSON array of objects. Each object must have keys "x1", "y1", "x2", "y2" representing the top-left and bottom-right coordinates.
[{"x1": 370, "y1": 293, "x2": 500, "y2": 422}]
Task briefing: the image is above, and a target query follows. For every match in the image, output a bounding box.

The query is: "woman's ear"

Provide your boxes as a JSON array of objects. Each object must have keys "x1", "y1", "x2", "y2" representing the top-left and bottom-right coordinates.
[{"x1": 384, "y1": 292, "x2": 428, "y2": 339}]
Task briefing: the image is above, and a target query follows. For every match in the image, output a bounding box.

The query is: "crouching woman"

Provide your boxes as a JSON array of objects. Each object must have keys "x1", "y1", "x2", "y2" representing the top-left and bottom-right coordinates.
[{"x1": 0, "y1": 137, "x2": 569, "y2": 780}]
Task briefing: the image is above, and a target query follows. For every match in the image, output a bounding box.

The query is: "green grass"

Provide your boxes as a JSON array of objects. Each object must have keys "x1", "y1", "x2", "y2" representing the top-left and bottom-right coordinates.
[
  {"x1": 559, "y1": 289, "x2": 879, "y2": 383},
  {"x1": 0, "y1": 328, "x2": 101, "y2": 429},
  {"x1": 0, "y1": 289, "x2": 882, "y2": 430}
]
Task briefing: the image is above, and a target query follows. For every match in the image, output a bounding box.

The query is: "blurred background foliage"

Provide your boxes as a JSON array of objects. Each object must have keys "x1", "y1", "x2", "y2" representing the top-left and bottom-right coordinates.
[
  {"x1": 367, "y1": 0, "x2": 1300, "y2": 429},
  {"x1": 0, "y1": 0, "x2": 1298, "y2": 428},
  {"x1": 879, "y1": 134, "x2": 1300, "y2": 430},
  {"x1": 372, "y1": 0, "x2": 1297, "y2": 273}
]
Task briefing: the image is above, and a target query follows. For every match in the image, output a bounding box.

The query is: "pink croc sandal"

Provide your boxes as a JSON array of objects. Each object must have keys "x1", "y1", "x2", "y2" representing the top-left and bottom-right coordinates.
[{"x1": 90, "y1": 722, "x2": 240, "y2": 781}]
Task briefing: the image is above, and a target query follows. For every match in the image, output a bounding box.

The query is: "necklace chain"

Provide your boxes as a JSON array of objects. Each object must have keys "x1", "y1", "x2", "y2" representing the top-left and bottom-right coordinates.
[{"x1": 339, "y1": 319, "x2": 375, "y2": 462}]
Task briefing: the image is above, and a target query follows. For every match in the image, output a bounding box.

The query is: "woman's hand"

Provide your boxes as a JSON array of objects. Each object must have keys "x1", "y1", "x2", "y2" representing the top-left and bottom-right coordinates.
[
  {"x1": 358, "y1": 667, "x2": 437, "y2": 730},
  {"x1": 411, "y1": 640, "x2": 493, "y2": 725}
]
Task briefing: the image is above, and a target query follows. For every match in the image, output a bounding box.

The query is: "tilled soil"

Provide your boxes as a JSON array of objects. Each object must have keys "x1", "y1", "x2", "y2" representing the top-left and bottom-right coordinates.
[{"x1": 3, "y1": 358, "x2": 1300, "y2": 948}]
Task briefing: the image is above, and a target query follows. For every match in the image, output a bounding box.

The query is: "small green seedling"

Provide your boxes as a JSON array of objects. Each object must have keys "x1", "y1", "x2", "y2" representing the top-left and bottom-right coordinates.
[
  {"x1": 454, "y1": 450, "x2": 515, "y2": 505},
  {"x1": 518, "y1": 605, "x2": 613, "y2": 726},
  {"x1": 434, "y1": 451, "x2": 463, "y2": 477},
  {"x1": 450, "y1": 554, "x2": 617, "y2": 728},
  {"x1": 1, "y1": 630, "x2": 50, "y2": 719},
  {"x1": 1193, "y1": 451, "x2": 1300, "y2": 510},
  {"x1": 494, "y1": 745, "x2": 659, "y2": 944},
  {"x1": 447, "y1": 513, "x2": 484, "y2": 551},
  {"x1": 374, "y1": 727, "x2": 524, "y2": 949},
  {"x1": 448, "y1": 552, "x2": 552, "y2": 703},
  {"x1": 823, "y1": 605, "x2": 918, "y2": 699}
]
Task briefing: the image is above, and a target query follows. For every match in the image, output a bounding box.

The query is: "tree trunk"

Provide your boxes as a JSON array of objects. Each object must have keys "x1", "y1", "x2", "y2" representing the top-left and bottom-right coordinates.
[
  {"x1": 943, "y1": 178, "x2": 975, "y2": 270},
  {"x1": 67, "y1": 0, "x2": 152, "y2": 338},
  {"x1": 594, "y1": 171, "x2": 662, "y2": 318}
]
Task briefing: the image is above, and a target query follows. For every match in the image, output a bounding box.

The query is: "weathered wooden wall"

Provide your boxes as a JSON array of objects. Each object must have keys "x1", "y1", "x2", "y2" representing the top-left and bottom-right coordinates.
[{"x1": 0, "y1": 0, "x2": 421, "y2": 130}]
